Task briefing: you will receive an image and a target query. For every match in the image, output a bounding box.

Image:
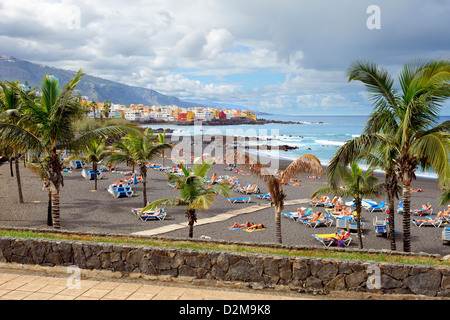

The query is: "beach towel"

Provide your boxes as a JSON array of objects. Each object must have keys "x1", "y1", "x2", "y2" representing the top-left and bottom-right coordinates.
[
  {"x1": 227, "y1": 226, "x2": 250, "y2": 230},
  {"x1": 243, "y1": 227, "x2": 265, "y2": 232}
]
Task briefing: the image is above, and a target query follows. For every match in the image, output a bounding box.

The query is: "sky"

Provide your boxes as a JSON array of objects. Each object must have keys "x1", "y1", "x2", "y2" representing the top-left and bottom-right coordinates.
[{"x1": 0, "y1": 0, "x2": 449, "y2": 115}]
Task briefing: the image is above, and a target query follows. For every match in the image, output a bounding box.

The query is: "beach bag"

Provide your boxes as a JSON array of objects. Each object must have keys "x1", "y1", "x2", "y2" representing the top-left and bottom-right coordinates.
[{"x1": 338, "y1": 240, "x2": 344, "y2": 247}]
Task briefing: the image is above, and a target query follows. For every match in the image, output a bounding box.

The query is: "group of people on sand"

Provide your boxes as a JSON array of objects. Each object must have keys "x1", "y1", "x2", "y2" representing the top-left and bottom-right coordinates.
[{"x1": 413, "y1": 205, "x2": 450, "y2": 223}]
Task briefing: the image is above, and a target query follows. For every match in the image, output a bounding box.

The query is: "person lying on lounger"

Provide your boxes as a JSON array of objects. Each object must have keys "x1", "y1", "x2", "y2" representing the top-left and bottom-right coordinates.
[
  {"x1": 292, "y1": 208, "x2": 308, "y2": 219},
  {"x1": 247, "y1": 223, "x2": 264, "y2": 230},
  {"x1": 300, "y1": 212, "x2": 324, "y2": 222},
  {"x1": 229, "y1": 221, "x2": 253, "y2": 229},
  {"x1": 322, "y1": 230, "x2": 347, "y2": 242},
  {"x1": 436, "y1": 211, "x2": 449, "y2": 220},
  {"x1": 412, "y1": 216, "x2": 441, "y2": 223}
]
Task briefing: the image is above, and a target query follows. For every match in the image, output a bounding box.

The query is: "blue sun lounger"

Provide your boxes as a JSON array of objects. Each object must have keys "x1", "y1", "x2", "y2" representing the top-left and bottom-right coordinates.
[
  {"x1": 227, "y1": 196, "x2": 251, "y2": 204},
  {"x1": 132, "y1": 208, "x2": 166, "y2": 221},
  {"x1": 368, "y1": 202, "x2": 387, "y2": 212},
  {"x1": 108, "y1": 185, "x2": 133, "y2": 198},
  {"x1": 303, "y1": 214, "x2": 332, "y2": 228},
  {"x1": 373, "y1": 217, "x2": 389, "y2": 236},
  {"x1": 443, "y1": 227, "x2": 450, "y2": 245},
  {"x1": 411, "y1": 217, "x2": 443, "y2": 228},
  {"x1": 81, "y1": 169, "x2": 102, "y2": 180},
  {"x1": 312, "y1": 231, "x2": 352, "y2": 247},
  {"x1": 70, "y1": 160, "x2": 86, "y2": 169},
  {"x1": 255, "y1": 193, "x2": 271, "y2": 200}
]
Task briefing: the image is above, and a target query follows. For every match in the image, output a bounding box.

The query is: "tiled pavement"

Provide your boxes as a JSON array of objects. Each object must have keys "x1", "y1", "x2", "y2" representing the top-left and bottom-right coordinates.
[{"x1": 0, "y1": 263, "x2": 308, "y2": 300}]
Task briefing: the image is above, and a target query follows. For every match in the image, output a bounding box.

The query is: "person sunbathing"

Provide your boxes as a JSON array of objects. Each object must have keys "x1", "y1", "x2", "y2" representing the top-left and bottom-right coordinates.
[
  {"x1": 413, "y1": 216, "x2": 440, "y2": 223},
  {"x1": 309, "y1": 212, "x2": 325, "y2": 223},
  {"x1": 211, "y1": 173, "x2": 218, "y2": 185},
  {"x1": 292, "y1": 208, "x2": 307, "y2": 219},
  {"x1": 229, "y1": 221, "x2": 253, "y2": 229},
  {"x1": 436, "y1": 211, "x2": 449, "y2": 220},
  {"x1": 301, "y1": 212, "x2": 323, "y2": 222},
  {"x1": 311, "y1": 196, "x2": 322, "y2": 203},
  {"x1": 247, "y1": 223, "x2": 264, "y2": 230},
  {"x1": 322, "y1": 230, "x2": 347, "y2": 242}
]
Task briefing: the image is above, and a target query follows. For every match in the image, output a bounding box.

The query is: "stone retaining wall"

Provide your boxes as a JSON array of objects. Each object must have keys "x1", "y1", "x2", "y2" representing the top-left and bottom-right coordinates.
[{"x1": 0, "y1": 235, "x2": 449, "y2": 297}]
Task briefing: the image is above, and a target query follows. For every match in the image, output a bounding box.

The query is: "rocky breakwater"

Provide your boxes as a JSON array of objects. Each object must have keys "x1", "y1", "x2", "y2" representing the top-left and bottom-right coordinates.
[{"x1": 0, "y1": 235, "x2": 449, "y2": 297}]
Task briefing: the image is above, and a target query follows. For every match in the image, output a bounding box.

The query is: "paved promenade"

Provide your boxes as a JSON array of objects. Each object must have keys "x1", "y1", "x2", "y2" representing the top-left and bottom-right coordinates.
[
  {"x1": 0, "y1": 262, "x2": 446, "y2": 301},
  {"x1": 0, "y1": 262, "x2": 308, "y2": 301}
]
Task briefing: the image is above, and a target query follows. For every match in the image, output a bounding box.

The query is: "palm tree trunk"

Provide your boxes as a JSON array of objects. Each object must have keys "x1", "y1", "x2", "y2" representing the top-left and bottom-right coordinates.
[
  {"x1": 51, "y1": 191, "x2": 61, "y2": 229},
  {"x1": 93, "y1": 162, "x2": 98, "y2": 190},
  {"x1": 402, "y1": 182, "x2": 412, "y2": 252},
  {"x1": 355, "y1": 199, "x2": 363, "y2": 249},
  {"x1": 15, "y1": 155, "x2": 24, "y2": 203},
  {"x1": 275, "y1": 207, "x2": 282, "y2": 243},
  {"x1": 387, "y1": 191, "x2": 396, "y2": 251},
  {"x1": 9, "y1": 158, "x2": 14, "y2": 177},
  {"x1": 186, "y1": 208, "x2": 196, "y2": 238},
  {"x1": 47, "y1": 189, "x2": 52, "y2": 226},
  {"x1": 142, "y1": 167, "x2": 147, "y2": 207}
]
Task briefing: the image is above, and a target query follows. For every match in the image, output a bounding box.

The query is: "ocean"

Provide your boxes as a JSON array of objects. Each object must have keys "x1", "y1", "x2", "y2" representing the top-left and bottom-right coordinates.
[{"x1": 143, "y1": 114, "x2": 450, "y2": 179}]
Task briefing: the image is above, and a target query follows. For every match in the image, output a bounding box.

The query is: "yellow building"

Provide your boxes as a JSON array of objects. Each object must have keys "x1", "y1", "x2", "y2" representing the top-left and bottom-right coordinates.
[
  {"x1": 186, "y1": 111, "x2": 195, "y2": 122},
  {"x1": 246, "y1": 110, "x2": 252, "y2": 118}
]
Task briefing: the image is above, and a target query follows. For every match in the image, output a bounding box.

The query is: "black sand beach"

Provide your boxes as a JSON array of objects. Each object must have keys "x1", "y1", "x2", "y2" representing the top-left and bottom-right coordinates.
[{"x1": 0, "y1": 156, "x2": 449, "y2": 256}]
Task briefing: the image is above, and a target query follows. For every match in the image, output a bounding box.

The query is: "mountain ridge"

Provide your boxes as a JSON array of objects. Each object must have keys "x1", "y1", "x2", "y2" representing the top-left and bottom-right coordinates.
[{"x1": 0, "y1": 55, "x2": 242, "y2": 111}]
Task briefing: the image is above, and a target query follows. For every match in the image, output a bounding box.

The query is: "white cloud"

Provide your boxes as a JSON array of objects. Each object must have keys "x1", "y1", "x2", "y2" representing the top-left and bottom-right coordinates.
[{"x1": 0, "y1": 0, "x2": 448, "y2": 114}]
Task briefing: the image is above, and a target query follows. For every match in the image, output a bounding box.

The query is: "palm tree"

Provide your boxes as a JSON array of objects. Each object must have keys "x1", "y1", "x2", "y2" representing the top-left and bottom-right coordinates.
[
  {"x1": 103, "y1": 100, "x2": 112, "y2": 119},
  {"x1": 157, "y1": 129, "x2": 169, "y2": 167},
  {"x1": 0, "y1": 70, "x2": 139, "y2": 228},
  {"x1": 0, "y1": 80, "x2": 28, "y2": 203},
  {"x1": 326, "y1": 133, "x2": 401, "y2": 250},
  {"x1": 67, "y1": 139, "x2": 111, "y2": 190},
  {"x1": 109, "y1": 128, "x2": 173, "y2": 206},
  {"x1": 346, "y1": 58, "x2": 450, "y2": 252},
  {"x1": 90, "y1": 100, "x2": 98, "y2": 120},
  {"x1": 313, "y1": 162, "x2": 385, "y2": 249},
  {"x1": 144, "y1": 160, "x2": 232, "y2": 238},
  {"x1": 225, "y1": 151, "x2": 323, "y2": 243}
]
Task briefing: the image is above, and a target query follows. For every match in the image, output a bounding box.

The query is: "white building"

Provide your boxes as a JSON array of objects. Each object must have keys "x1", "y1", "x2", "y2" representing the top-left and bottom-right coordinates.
[{"x1": 124, "y1": 110, "x2": 141, "y2": 121}]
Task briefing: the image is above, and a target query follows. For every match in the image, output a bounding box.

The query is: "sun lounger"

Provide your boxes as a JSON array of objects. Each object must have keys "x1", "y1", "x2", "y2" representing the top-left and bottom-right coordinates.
[
  {"x1": 133, "y1": 208, "x2": 166, "y2": 221},
  {"x1": 411, "y1": 208, "x2": 433, "y2": 216},
  {"x1": 303, "y1": 214, "x2": 332, "y2": 228},
  {"x1": 368, "y1": 202, "x2": 387, "y2": 212},
  {"x1": 373, "y1": 217, "x2": 389, "y2": 237},
  {"x1": 282, "y1": 208, "x2": 312, "y2": 220},
  {"x1": 108, "y1": 185, "x2": 133, "y2": 198},
  {"x1": 307, "y1": 200, "x2": 326, "y2": 207},
  {"x1": 234, "y1": 183, "x2": 251, "y2": 193},
  {"x1": 335, "y1": 215, "x2": 364, "y2": 232},
  {"x1": 70, "y1": 160, "x2": 86, "y2": 169},
  {"x1": 312, "y1": 231, "x2": 352, "y2": 247},
  {"x1": 255, "y1": 193, "x2": 271, "y2": 200},
  {"x1": 243, "y1": 184, "x2": 260, "y2": 194},
  {"x1": 227, "y1": 196, "x2": 251, "y2": 204},
  {"x1": 411, "y1": 218, "x2": 443, "y2": 228},
  {"x1": 442, "y1": 227, "x2": 450, "y2": 245},
  {"x1": 81, "y1": 169, "x2": 102, "y2": 180}
]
